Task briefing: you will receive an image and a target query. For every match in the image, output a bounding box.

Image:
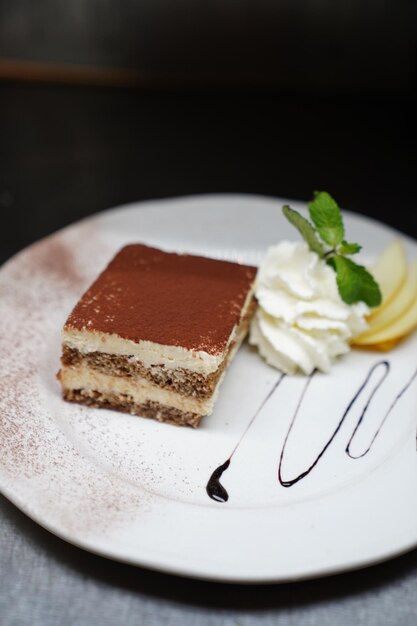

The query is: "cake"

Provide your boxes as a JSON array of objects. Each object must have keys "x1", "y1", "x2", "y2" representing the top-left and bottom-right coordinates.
[{"x1": 58, "y1": 244, "x2": 257, "y2": 427}]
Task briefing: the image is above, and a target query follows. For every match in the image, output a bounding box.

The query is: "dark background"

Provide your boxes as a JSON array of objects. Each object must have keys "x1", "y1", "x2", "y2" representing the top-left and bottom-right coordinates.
[
  {"x1": 1, "y1": 3, "x2": 417, "y2": 623},
  {"x1": 0, "y1": 0, "x2": 416, "y2": 265},
  {"x1": 1, "y1": 0, "x2": 416, "y2": 91}
]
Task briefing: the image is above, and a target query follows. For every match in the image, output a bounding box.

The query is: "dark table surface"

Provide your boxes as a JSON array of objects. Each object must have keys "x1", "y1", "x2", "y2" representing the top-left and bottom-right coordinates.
[{"x1": 1, "y1": 80, "x2": 417, "y2": 625}]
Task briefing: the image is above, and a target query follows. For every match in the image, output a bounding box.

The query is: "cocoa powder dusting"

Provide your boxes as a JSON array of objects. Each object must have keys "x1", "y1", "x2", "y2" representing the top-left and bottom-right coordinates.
[
  {"x1": 66, "y1": 244, "x2": 257, "y2": 354},
  {"x1": 29, "y1": 237, "x2": 85, "y2": 291},
  {"x1": 0, "y1": 225, "x2": 150, "y2": 538}
]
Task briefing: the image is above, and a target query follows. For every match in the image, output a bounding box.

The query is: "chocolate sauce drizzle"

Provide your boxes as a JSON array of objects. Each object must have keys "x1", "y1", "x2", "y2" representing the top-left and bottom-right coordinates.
[
  {"x1": 346, "y1": 363, "x2": 417, "y2": 459},
  {"x1": 206, "y1": 360, "x2": 417, "y2": 502},
  {"x1": 279, "y1": 361, "x2": 387, "y2": 486},
  {"x1": 206, "y1": 374, "x2": 285, "y2": 502},
  {"x1": 206, "y1": 459, "x2": 231, "y2": 502}
]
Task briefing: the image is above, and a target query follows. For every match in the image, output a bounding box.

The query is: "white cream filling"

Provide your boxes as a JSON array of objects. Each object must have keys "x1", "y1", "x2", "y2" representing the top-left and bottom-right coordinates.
[{"x1": 62, "y1": 328, "x2": 222, "y2": 374}]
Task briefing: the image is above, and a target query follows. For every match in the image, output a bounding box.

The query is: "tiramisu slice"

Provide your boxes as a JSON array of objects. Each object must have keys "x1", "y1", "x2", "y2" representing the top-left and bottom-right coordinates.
[{"x1": 59, "y1": 244, "x2": 257, "y2": 427}]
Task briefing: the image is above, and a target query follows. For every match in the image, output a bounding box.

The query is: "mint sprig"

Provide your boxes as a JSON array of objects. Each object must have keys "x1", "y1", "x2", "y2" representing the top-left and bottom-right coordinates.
[{"x1": 282, "y1": 191, "x2": 382, "y2": 308}]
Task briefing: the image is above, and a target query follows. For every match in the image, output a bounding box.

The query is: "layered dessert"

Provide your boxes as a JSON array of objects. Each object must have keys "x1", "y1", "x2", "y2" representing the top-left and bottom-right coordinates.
[{"x1": 58, "y1": 244, "x2": 256, "y2": 427}]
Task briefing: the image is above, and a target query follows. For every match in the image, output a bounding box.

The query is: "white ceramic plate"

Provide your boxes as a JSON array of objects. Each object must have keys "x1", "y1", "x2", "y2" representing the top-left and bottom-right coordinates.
[{"x1": 1, "y1": 195, "x2": 417, "y2": 584}]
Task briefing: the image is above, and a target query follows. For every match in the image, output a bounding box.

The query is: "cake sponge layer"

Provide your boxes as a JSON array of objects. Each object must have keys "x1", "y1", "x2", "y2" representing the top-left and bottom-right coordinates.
[
  {"x1": 63, "y1": 388, "x2": 202, "y2": 427},
  {"x1": 59, "y1": 363, "x2": 216, "y2": 415},
  {"x1": 61, "y1": 346, "x2": 227, "y2": 398}
]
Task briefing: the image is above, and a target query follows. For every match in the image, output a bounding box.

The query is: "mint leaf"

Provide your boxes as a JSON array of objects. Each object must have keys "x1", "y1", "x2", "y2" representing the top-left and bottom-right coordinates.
[
  {"x1": 282, "y1": 206, "x2": 325, "y2": 257},
  {"x1": 333, "y1": 256, "x2": 382, "y2": 307},
  {"x1": 308, "y1": 191, "x2": 344, "y2": 247},
  {"x1": 339, "y1": 240, "x2": 362, "y2": 255}
]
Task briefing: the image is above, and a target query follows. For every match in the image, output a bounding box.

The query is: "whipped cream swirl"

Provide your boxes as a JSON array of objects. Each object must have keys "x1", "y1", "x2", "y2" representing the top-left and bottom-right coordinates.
[{"x1": 249, "y1": 242, "x2": 369, "y2": 375}]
